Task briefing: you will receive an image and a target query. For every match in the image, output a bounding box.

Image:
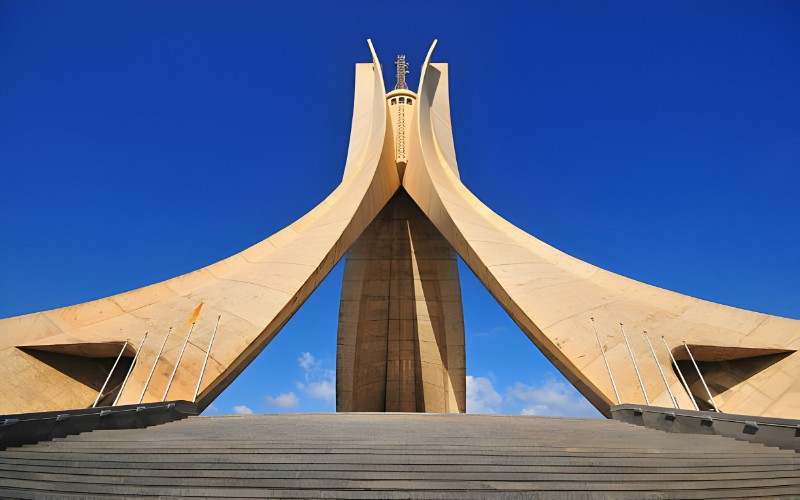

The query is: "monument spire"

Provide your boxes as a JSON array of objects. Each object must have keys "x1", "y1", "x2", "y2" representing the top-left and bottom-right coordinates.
[{"x1": 394, "y1": 54, "x2": 408, "y2": 90}]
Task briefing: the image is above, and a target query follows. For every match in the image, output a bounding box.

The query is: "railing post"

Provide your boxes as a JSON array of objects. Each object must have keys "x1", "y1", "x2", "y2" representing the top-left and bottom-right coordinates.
[
  {"x1": 113, "y1": 333, "x2": 148, "y2": 406},
  {"x1": 139, "y1": 327, "x2": 171, "y2": 404},
  {"x1": 643, "y1": 331, "x2": 678, "y2": 408},
  {"x1": 620, "y1": 323, "x2": 650, "y2": 405},
  {"x1": 590, "y1": 318, "x2": 621, "y2": 404},
  {"x1": 661, "y1": 336, "x2": 699, "y2": 411},
  {"x1": 162, "y1": 322, "x2": 195, "y2": 401},
  {"x1": 193, "y1": 315, "x2": 221, "y2": 403},
  {"x1": 683, "y1": 341, "x2": 721, "y2": 412},
  {"x1": 93, "y1": 340, "x2": 128, "y2": 408}
]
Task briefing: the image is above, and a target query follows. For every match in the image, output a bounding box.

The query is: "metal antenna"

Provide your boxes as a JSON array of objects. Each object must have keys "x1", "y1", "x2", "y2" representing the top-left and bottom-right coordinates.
[
  {"x1": 193, "y1": 315, "x2": 221, "y2": 403},
  {"x1": 620, "y1": 323, "x2": 650, "y2": 405},
  {"x1": 683, "y1": 341, "x2": 721, "y2": 412},
  {"x1": 139, "y1": 327, "x2": 172, "y2": 404},
  {"x1": 590, "y1": 318, "x2": 620, "y2": 404},
  {"x1": 394, "y1": 55, "x2": 409, "y2": 90},
  {"x1": 662, "y1": 336, "x2": 699, "y2": 411},
  {"x1": 162, "y1": 322, "x2": 195, "y2": 401},
  {"x1": 643, "y1": 331, "x2": 678, "y2": 408},
  {"x1": 93, "y1": 340, "x2": 128, "y2": 408},
  {"x1": 113, "y1": 333, "x2": 148, "y2": 406}
]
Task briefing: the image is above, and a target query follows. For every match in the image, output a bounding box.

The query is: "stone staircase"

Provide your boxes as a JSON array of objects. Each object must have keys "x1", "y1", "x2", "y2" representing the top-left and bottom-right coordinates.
[{"x1": 0, "y1": 413, "x2": 797, "y2": 498}]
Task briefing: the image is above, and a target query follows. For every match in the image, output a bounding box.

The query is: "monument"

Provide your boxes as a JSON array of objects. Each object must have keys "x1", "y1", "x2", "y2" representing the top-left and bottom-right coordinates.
[{"x1": 0, "y1": 40, "x2": 797, "y2": 419}]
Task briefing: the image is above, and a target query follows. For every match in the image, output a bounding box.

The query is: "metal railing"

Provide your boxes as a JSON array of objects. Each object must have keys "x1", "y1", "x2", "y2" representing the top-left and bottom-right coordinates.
[{"x1": 610, "y1": 403, "x2": 798, "y2": 451}]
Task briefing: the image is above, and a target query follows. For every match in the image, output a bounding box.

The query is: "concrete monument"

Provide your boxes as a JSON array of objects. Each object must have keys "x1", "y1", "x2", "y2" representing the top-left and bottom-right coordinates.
[{"x1": 1, "y1": 41, "x2": 797, "y2": 418}]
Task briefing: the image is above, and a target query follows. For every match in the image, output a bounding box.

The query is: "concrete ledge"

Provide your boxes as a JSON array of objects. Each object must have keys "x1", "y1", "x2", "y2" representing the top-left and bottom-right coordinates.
[
  {"x1": 611, "y1": 404, "x2": 800, "y2": 451},
  {"x1": 0, "y1": 400, "x2": 197, "y2": 450}
]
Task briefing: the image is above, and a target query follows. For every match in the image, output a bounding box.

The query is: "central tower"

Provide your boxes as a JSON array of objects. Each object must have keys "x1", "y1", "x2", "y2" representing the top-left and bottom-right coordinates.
[{"x1": 335, "y1": 55, "x2": 467, "y2": 413}]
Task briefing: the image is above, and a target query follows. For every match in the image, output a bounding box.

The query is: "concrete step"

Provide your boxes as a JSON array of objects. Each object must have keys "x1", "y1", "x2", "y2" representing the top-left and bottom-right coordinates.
[
  {"x1": 4, "y1": 458, "x2": 797, "y2": 474},
  {"x1": 0, "y1": 413, "x2": 797, "y2": 497}
]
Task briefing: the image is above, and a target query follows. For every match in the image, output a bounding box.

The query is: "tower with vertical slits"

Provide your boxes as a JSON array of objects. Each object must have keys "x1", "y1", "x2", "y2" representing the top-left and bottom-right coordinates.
[{"x1": 386, "y1": 55, "x2": 417, "y2": 178}]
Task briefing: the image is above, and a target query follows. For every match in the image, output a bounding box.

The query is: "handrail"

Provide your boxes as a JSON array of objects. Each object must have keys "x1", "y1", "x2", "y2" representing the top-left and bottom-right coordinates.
[
  {"x1": 1, "y1": 400, "x2": 196, "y2": 425},
  {"x1": 612, "y1": 404, "x2": 799, "y2": 430}
]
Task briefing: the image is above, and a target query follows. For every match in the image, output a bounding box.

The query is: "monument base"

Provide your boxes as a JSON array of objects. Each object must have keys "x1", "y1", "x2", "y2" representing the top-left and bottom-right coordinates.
[{"x1": 1, "y1": 411, "x2": 797, "y2": 497}]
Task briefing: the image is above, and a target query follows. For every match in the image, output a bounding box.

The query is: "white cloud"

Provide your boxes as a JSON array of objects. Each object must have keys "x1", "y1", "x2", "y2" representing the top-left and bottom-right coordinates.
[
  {"x1": 232, "y1": 405, "x2": 253, "y2": 415},
  {"x1": 201, "y1": 403, "x2": 219, "y2": 416},
  {"x1": 296, "y1": 351, "x2": 336, "y2": 404},
  {"x1": 265, "y1": 392, "x2": 299, "y2": 409},
  {"x1": 507, "y1": 376, "x2": 600, "y2": 418},
  {"x1": 466, "y1": 375, "x2": 502, "y2": 414},
  {"x1": 465, "y1": 372, "x2": 601, "y2": 418},
  {"x1": 473, "y1": 326, "x2": 507, "y2": 338},
  {"x1": 296, "y1": 379, "x2": 335, "y2": 403},
  {"x1": 298, "y1": 352, "x2": 315, "y2": 371}
]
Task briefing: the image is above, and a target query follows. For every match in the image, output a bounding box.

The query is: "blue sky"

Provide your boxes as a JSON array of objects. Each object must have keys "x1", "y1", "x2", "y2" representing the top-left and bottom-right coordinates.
[{"x1": 1, "y1": 1, "x2": 798, "y2": 417}]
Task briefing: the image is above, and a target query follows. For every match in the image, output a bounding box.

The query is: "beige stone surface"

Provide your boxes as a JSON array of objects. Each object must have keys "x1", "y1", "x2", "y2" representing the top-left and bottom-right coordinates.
[
  {"x1": 336, "y1": 190, "x2": 466, "y2": 413},
  {"x1": 0, "y1": 39, "x2": 797, "y2": 419},
  {"x1": 402, "y1": 40, "x2": 799, "y2": 418}
]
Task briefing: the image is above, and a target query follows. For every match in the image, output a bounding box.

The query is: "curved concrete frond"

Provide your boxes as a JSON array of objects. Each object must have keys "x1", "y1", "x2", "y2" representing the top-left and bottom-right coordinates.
[
  {"x1": 0, "y1": 41, "x2": 400, "y2": 414},
  {"x1": 403, "y1": 41, "x2": 799, "y2": 418}
]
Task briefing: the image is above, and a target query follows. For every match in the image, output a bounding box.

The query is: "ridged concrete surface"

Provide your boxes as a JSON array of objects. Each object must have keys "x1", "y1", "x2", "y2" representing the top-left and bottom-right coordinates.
[{"x1": 0, "y1": 413, "x2": 798, "y2": 498}]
